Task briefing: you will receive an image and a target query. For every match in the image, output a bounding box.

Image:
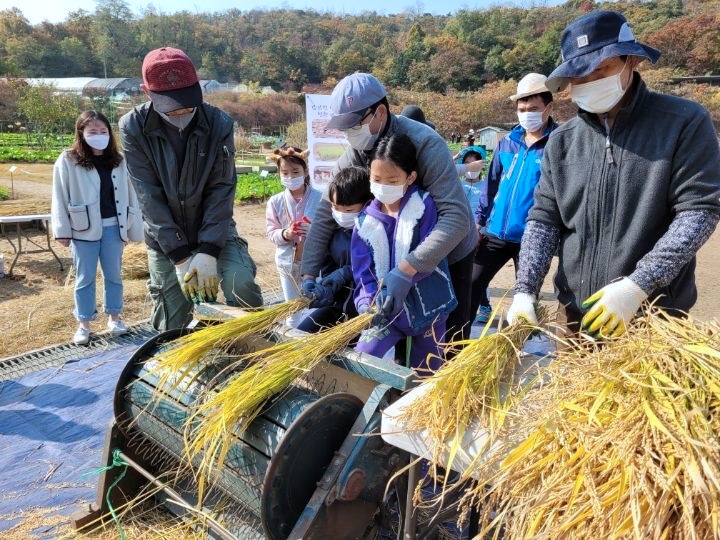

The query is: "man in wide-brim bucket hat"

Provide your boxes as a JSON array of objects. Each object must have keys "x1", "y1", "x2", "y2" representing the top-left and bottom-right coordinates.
[
  {"x1": 505, "y1": 10, "x2": 720, "y2": 342},
  {"x1": 544, "y1": 10, "x2": 660, "y2": 93}
]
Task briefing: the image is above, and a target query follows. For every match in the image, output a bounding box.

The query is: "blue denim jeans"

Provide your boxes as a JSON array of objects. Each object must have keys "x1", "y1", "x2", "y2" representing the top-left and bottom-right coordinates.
[
  {"x1": 72, "y1": 225, "x2": 124, "y2": 321},
  {"x1": 146, "y1": 226, "x2": 263, "y2": 331}
]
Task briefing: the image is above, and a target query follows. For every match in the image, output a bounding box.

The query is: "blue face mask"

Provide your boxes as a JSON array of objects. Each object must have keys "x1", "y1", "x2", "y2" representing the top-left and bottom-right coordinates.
[{"x1": 158, "y1": 108, "x2": 196, "y2": 130}]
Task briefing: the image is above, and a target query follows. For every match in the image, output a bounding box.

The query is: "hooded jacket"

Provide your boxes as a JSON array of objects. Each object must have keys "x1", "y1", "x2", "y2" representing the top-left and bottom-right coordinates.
[
  {"x1": 352, "y1": 185, "x2": 456, "y2": 330},
  {"x1": 477, "y1": 119, "x2": 558, "y2": 242},
  {"x1": 119, "y1": 102, "x2": 236, "y2": 263}
]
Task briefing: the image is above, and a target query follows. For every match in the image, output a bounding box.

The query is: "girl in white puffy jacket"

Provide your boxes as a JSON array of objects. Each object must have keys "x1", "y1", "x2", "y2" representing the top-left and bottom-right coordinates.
[
  {"x1": 265, "y1": 147, "x2": 322, "y2": 303},
  {"x1": 51, "y1": 110, "x2": 143, "y2": 345}
]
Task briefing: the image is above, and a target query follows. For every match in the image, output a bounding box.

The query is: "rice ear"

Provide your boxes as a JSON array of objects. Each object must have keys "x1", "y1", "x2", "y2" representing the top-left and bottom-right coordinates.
[{"x1": 461, "y1": 308, "x2": 720, "y2": 538}]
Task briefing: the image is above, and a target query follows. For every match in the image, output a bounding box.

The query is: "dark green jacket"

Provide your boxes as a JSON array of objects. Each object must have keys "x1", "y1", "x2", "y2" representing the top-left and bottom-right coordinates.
[{"x1": 119, "y1": 102, "x2": 236, "y2": 263}]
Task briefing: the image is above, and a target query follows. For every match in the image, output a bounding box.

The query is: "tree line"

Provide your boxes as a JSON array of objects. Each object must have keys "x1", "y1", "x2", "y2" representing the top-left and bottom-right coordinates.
[{"x1": 1, "y1": 0, "x2": 718, "y2": 94}]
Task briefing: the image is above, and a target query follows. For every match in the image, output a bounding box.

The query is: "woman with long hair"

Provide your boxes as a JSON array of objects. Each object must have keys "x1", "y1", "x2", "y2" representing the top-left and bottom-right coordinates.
[{"x1": 51, "y1": 110, "x2": 143, "y2": 345}]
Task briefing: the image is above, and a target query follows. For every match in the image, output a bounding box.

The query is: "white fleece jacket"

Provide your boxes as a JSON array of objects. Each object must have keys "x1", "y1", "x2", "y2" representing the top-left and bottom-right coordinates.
[{"x1": 51, "y1": 150, "x2": 143, "y2": 243}]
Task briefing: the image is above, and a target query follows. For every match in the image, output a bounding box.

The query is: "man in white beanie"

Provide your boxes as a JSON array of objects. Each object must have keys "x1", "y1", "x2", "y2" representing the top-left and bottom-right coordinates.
[{"x1": 469, "y1": 73, "x2": 557, "y2": 325}]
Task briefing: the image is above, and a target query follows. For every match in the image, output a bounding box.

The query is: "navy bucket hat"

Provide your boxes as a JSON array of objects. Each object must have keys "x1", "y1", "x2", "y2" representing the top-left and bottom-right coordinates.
[{"x1": 546, "y1": 10, "x2": 661, "y2": 92}]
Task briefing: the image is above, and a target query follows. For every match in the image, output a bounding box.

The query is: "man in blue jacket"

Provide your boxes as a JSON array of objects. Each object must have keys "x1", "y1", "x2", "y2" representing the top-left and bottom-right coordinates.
[
  {"x1": 507, "y1": 11, "x2": 720, "y2": 338},
  {"x1": 470, "y1": 73, "x2": 557, "y2": 323}
]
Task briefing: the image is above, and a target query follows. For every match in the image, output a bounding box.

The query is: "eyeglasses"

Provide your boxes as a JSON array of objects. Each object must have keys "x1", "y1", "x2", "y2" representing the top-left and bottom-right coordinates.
[{"x1": 349, "y1": 108, "x2": 375, "y2": 131}]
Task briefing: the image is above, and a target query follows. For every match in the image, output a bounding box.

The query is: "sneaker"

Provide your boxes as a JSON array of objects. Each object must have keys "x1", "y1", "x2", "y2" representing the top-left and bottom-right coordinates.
[
  {"x1": 73, "y1": 326, "x2": 91, "y2": 346},
  {"x1": 475, "y1": 304, "x2": 492, "y2": 324},
  {"x1": 107, "y1": 319, "x2": 128, "y2": 336}
]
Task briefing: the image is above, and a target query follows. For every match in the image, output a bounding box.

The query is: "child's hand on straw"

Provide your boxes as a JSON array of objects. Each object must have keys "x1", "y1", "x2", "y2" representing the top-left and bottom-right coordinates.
[
  {"x1": 379, "y1": 268, "x2": 413, "y2": 318},
  {"x1": 301, "y1": 278, "x2": 317, "y2": 298},
  {"x1": 311, "y1": 283, "x2": 334, "y2": 308}
]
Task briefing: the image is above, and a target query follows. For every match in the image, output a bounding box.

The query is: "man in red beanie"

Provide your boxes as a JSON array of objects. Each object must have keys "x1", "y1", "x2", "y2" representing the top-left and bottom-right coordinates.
[{"x1": 120, "y1": 47, "x2": 262, "y2": 330}]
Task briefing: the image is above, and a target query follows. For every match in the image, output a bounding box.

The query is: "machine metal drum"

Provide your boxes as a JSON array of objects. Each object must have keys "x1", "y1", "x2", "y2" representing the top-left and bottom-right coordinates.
[{"x1": 74, "y1": 321, "x2": 419, "y2": 539}]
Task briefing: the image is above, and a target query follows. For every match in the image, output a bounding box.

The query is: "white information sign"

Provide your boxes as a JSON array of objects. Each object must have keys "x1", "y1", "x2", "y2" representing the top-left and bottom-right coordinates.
[{"x1": 305, "y1": 94, "x2": 350, "y2": 191}]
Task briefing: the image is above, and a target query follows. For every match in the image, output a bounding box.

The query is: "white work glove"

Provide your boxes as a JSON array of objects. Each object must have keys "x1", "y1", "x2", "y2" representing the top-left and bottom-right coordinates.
[
  {"x1": 506, "y1": 292, "x2": 538, "y2": 325},
  {"x1": 184, "y1": 253, "x2": 219, "y2": 304},
  {"x1": 174, "y1": 259, "x2": 193, "y2": 302},
  {"x1": 581, "y1": 277, "x2": 648, "y2": 338}
]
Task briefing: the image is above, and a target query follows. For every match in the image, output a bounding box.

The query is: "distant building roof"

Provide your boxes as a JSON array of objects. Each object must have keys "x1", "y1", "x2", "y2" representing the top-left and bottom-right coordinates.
[
  {"x1": 25, "y1": 77, "x2": 98, "y2": 93},
  {"x1": 84, "y1": 78, "x2": 142, "y2": 94},
  {"x1": 199, "y1": 79, "x2": 222, "y2": 93}
]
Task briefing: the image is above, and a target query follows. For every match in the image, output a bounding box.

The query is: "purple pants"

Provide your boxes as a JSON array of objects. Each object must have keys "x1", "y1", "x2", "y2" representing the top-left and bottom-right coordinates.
[{"x1": 355, "y1": 311, "x2": 446, "y2": 376}]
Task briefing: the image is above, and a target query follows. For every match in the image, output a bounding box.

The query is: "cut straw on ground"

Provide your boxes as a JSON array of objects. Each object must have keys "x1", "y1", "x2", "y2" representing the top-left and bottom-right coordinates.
[
  {"x1": 0, "y1": 198, "x2": 51, "y2": 216},
  {"x1": 122, "y1": 242, "x2": 149, "y2": 279}
]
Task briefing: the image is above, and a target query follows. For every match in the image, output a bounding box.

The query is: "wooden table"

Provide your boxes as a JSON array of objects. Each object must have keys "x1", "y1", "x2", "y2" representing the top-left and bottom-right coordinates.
[{"x1": 0, "y1": 214, "x2": 64, "y2": 275}]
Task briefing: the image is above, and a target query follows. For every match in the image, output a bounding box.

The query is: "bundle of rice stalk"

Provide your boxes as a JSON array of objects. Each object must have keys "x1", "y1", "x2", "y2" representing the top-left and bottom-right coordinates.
[
  {"x1": 0, "y1": 198, "x2": 51, "y2": 216},
  {"x1": 396, "y1": 307, "x2": 548, "y2": 477},
  {"x1": 121, "y1": 242, "x2": 149, "y2": 279},
  {"x1": 146, "y1": 297, "x2": 311, "y2": 397},
  {"x1": 186, "y1": 312, "x2": 373, "y2": 487},
  {"x1": 466, "y1": 310, "x2": 720, "y2": 540}
]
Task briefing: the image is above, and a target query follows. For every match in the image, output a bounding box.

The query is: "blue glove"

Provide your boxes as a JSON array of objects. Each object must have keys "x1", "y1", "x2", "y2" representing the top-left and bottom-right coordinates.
[
  {"x1": 311, "y1": 283, "x2": 335, "y2": 308},
  {"x1": 320, "y1": 267, "x2": 351, "y2": 295},
  {"x1": 359, "y1": 301, "x2": 387, "y2": 327},
  {"x1": 301, "y1": 278, "x2": 317, "y2": 299},
  {"x1": 379, "y1": 268, "x2": 414, "y2": 319}
]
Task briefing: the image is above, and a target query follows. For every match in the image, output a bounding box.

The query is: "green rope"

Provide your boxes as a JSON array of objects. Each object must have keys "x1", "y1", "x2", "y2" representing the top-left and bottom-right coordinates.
[
  {"x1": 81, "y1": 448, "x2": 128, "y2": 540},
  {"x1": 405, "y1": 335, "x2": 412, "y2": 369}
]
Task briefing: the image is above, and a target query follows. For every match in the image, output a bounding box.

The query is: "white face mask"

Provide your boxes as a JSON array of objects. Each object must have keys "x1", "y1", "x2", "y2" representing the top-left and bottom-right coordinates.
[
  {"x1": 465, "y1": 170, "x2": 481, "y2": 180},
  {"x1": 517, "y1": 110, "x2": 546, "y2": 133},
  {"x1": 84, "y1": 134, "x2": 110, "y2": 151},
  {"x1": 281, "y1": 175, "x2": 305, "y2": 191},
  {"x1": 158, "y1": 108, "x2": 196, "y2": 130},
  {"x1": 370, "y1": 181, "x2": 405, "y2": 205},
  {"x1": 570, "y1": 61, "x2": 629, "y2": 114},
  {"x1": 332, "y1": 208, "x2": 359, "y2": 229},
  {"x1": 344, "y1": 111, "x2": 379, "y2": 151}
]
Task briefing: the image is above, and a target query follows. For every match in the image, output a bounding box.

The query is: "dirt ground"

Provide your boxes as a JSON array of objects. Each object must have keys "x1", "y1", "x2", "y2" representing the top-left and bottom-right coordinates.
[{"x1": 0, "y1": 163, "x2": 718, "y2": 359}]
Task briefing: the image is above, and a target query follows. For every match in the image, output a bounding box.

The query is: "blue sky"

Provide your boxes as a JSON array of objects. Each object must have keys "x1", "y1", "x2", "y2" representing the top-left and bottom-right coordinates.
[{"x1": 8, "y1": 0, "x2": 564, "y2": 25}]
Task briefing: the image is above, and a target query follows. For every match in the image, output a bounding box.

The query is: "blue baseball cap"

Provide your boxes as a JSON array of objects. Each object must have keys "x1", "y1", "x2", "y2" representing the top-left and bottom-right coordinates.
[
  {"x1": 325, "y1": 73, "x2": 387, "y2": 131},
  {"x1": 457, "y1": 146, "x2": 487, "y2": 164},
  {"x1": 546, "y1": 11, "x2": 661, "y2": 92}
]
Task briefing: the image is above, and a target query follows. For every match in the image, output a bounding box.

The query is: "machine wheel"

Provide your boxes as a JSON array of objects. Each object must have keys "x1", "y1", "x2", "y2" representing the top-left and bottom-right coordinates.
[{"x1": 261, "y1": 392, "x2": 364, "y2": 539}]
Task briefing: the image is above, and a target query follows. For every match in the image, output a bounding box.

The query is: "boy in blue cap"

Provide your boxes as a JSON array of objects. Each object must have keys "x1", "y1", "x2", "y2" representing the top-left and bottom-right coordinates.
[{"x1": 507, "y1": 11, "x2": 720, "y2": 338}]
